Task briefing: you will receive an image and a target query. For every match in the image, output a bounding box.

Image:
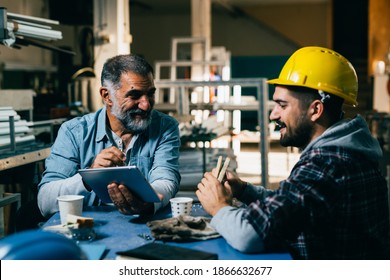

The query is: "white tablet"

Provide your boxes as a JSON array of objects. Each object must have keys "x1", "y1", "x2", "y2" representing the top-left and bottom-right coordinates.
[{"x1": 78, "y1": 166, "x2": 160, "y2": 204}]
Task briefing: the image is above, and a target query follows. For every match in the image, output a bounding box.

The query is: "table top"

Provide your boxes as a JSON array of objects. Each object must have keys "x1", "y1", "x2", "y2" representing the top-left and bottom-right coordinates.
[{"x1": 43, "y1": 204, "x2": 292, "y2": 260}]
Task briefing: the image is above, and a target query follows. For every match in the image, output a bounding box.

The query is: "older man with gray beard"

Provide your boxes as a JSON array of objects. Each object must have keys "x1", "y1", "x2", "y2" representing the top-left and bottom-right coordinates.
[{"x1": 37, "y1": 54, "x2": 181, "y2": 218}]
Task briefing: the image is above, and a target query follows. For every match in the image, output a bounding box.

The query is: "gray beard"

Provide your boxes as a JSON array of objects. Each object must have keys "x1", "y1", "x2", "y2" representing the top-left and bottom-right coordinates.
[{"x1": 111, "y1": 106, "x2": 152, "y2": 134}]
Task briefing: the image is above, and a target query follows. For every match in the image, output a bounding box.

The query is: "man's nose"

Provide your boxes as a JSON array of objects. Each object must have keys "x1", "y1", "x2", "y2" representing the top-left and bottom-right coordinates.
[
  {"x1": 137, "y1": 95, "x2": 150, "y2": 110},
  {"x1": 269, "y1": 106, "x2": 279, "y2": 121}
]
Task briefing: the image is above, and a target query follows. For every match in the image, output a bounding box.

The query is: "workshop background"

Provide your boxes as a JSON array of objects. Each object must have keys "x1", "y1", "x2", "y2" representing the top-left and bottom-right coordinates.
[{"x1": 0, "y1": 0, "x2": 389, "y2": 237}]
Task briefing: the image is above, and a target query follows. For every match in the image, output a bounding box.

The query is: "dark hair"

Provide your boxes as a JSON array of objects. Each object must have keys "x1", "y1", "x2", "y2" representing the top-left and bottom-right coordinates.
[
  {"x1": 100, "y1": 54, "x2": 154, "y2": 89},
  {"x1": 288, "y1": 86, "x2": 344, "y2": 125}
]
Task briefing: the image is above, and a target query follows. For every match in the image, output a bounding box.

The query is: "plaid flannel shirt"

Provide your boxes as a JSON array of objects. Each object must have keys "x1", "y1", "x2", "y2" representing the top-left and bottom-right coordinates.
[{"x1": 243, "y1": 146, "x2": 389, "y2": 259}]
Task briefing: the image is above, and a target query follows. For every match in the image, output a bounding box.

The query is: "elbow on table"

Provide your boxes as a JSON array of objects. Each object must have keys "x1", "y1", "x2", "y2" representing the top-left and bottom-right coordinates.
[
  {"x1": 37, "y1": 192, "x2": 53, "y2": 219},
  {"x1": 226, "y1": 234, "x2": 265, "y2": 253}
]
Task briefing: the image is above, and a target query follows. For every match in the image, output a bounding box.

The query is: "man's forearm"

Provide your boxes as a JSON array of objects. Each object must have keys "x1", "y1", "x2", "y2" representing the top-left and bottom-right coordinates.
[
  {"x1": 37, "y1": 174, "x2": 90, "y2": 217},
  {"x1": 210, "y1": 206, "x2": 265, "y2": 253}
]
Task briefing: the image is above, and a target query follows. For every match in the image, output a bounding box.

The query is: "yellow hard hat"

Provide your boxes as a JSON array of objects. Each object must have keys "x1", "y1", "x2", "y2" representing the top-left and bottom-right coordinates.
[{"x1": 267, "y1": 46, "x2": 358, "y2": 106}]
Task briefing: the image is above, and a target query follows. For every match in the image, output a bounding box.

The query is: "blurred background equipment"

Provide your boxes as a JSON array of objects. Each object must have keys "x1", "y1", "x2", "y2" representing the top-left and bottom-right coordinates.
[{"x1": 0, "y1": 7, "x2": 74, "y2": 55}]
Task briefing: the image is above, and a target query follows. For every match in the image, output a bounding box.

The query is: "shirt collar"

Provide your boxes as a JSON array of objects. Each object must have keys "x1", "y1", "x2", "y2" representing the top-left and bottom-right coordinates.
[
  {"x1": 109, "y1": 131, "x2": 139, "y2": 153},
  {"x1": 96, "y1": 106, "x2": 108, "y2": 143}
]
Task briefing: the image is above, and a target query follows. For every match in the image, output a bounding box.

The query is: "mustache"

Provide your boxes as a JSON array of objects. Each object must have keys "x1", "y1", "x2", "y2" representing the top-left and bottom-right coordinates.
[{"x1": 128, "y1": 108, "x2": 150, "y2": 117}]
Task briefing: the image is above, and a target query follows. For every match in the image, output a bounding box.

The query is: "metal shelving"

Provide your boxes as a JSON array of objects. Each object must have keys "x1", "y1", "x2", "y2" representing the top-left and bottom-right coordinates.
[{"x1": 155, "y1": 78, "x2": 271, "y2": 187}]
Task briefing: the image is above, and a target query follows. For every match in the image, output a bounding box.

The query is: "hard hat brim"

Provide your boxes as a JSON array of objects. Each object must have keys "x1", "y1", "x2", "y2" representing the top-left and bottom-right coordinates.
[{"x1": 266, "y1": 78, "x2": 358, "y2": 107}]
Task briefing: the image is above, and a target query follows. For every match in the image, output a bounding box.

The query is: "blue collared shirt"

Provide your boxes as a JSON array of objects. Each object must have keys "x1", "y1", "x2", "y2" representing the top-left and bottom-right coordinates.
[{"x1": 37, "y1": 106, "x2": 181, "y2": 217}]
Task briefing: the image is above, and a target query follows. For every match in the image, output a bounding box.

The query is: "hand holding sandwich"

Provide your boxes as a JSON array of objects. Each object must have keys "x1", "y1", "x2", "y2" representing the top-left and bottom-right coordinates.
[{"x1": 197, "y1": 157, "x2": 247, "y2": 216}]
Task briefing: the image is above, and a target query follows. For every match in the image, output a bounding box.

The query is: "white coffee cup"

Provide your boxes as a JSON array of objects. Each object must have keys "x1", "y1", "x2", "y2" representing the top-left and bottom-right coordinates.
[
  {"x1": 57, "y1": 195, "x2": 84, "y2": 225},
  {"x1": 170, "y1": 197, "x2": 193, "y2": 217}
]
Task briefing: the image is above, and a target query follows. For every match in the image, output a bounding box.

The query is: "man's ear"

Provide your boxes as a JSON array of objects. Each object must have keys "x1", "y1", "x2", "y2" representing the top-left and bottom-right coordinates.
[
  {"x1": 309, "y1": 100, "x2": 324, "y2": 122},
  {"x1": 100, "y1": 87, "x2": 112, "y2": 105}
]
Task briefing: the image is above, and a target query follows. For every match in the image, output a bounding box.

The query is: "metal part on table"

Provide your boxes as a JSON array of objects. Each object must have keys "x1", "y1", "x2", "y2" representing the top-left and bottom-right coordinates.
[{"x1": 137, "y1": 233, "x2": 153, "y2": 241}]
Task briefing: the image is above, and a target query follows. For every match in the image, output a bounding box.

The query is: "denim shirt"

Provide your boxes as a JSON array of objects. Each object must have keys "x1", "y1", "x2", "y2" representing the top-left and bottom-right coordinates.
[{"x1": 37, "y1": 106, "x2": 181, "y2": 217}]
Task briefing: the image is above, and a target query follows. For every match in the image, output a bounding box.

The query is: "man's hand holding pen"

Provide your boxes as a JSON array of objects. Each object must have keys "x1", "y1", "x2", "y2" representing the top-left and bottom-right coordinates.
[
  {"x1": 90, "y1": 146, "x2": 126, "y2": 168},
  {"x1": 87, "y1": 146, "x2": 163, "y2": 215}
]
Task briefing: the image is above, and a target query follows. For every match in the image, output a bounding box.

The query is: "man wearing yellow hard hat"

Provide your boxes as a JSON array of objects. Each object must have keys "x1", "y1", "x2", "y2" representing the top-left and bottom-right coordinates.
[{"x1": 196, "y1": 46, "x2": 390, "y2": 259}]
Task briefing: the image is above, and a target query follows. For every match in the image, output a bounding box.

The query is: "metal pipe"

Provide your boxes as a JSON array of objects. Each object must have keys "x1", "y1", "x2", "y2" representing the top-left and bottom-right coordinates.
[
  {"x1": 8, "y1": 115, "x2": 16, "y2": 152},
  {"x1": 257, "y1": 82, "x2": 269, "y2": 188}
]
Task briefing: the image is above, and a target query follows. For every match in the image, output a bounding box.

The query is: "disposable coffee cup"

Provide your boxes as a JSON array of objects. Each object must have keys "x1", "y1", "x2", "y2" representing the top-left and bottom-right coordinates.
[
  {"x1": 57, "y1": 195, "x2": 84, "y2": 225},
  {"x1": 170, "y1": 197, "x2": 193, "y2": 217}
]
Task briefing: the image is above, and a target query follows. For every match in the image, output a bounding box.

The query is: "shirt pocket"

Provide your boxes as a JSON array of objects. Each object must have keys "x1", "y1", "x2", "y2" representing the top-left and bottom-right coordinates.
[{"x1": 133, "y1": 155, "x2": 153, "y2": 179}]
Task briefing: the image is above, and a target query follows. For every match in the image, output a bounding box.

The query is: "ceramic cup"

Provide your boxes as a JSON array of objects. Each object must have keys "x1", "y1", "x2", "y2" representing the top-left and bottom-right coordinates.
[
  {"x1": 170, "y1": 197, "x2": 193, "y2": 217},
  {"x1": 57, "y1": 195, "x2": 84, "y2": 225}
]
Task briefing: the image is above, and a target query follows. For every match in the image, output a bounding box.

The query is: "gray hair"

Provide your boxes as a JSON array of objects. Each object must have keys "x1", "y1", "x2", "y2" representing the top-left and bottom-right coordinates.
[{"x1": 100, "y1": 54, "x2": 154, "y2": 91}]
